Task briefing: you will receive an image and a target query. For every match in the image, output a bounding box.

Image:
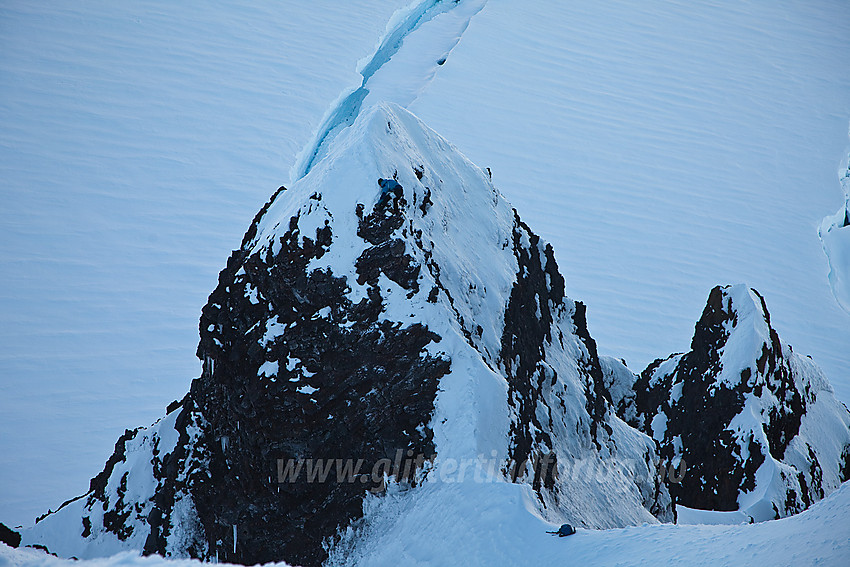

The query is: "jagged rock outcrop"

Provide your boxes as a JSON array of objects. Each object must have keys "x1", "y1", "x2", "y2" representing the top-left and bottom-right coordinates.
[
  {"x1": 609, "y1": 284, "x2": 850, "y2": 521},
  {"x1": 19, "y1": 103, "x2": 669, "y2": 565},
  {"x1": 0, "y1": 523, "x2": 21, "y2": 549}
]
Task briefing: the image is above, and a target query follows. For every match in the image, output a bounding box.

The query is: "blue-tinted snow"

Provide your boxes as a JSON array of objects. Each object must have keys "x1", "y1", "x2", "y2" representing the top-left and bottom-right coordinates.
[
  {"x1": 409, "y1": 0, "x2": 850, "y2": 401},
  {"x1": 0, "y1": 0, "x2": 408, "y2": 527},
  {"x1": 3, "y1": 0, "x2": 850, "y2": 538},
  {"x1": 3, "y1": 482, "x2": 850, "y2": 566}
]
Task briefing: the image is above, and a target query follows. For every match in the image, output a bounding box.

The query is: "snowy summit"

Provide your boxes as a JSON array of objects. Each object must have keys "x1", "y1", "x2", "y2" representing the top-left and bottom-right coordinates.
[
  {"x1": 12, "y1": 103, "x2": 671, "y2": 566},
  {"x1": 2, "y1": 1, "x2": 850, "y2": 566},
  {"x1": 5, "y1": 102, "x2": 850, "y2": 567}
]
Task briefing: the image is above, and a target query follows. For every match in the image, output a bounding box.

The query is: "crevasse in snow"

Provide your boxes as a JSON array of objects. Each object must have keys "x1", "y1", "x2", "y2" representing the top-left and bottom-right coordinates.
[
  {"x1": 16, "y1": 103, "x2": 670, "y2": 566},
  {"x1": 819, "y1": 130, "x2": 850, "y2": 315}
]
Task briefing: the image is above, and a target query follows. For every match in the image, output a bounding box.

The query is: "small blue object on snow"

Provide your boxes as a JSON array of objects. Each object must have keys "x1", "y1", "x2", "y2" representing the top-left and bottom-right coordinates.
[
  {"x1": 548, "y1": 524, "x2": 576, "y2": 537},
  {"x1": 378, "y1": 177, "x2": 403, "y2": 196},
  {"x1": 377, "y1": 178, "x2": 404, "y2": 207}
]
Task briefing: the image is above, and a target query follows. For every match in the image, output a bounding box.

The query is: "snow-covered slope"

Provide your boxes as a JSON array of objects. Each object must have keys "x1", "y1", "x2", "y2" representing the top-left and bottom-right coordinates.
[
  {"x1": 17, "y1": 410, "x2": 208, "y2": 560},
  {"x1": 0, "y1": 0, "x2": 410, "y2": 528},
  {"x1": 328, "y1": 479, "x2": 850, "y2": 567},
  {"x1": 408, "y1": 0, "x2": 850, "y2": 403},
  {"x1": 5, "y1": 478, "x2": 850, "y2": 567},
  {"x1": 5, "y1": 7, "x2": 850, "y2": 567},
  {"x1": 611, "y1": 285, "x2": 850, "y2": 521},
  {"x1": 16, "y1": 103, "x2": 669, "y2": 566},
  {"x1": 4, "y1": 0, "x2": 850, "y2": 536},
  {"x1": 291, "y1": 0, "x2": 487, "y2": 181}
]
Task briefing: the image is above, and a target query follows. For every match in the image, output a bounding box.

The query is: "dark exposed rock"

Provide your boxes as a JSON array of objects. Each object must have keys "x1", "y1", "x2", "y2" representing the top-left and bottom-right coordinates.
[
  {"x1": 0, "y1": 522, "x2": 21, "y2": 548},
  {"x1": 500, "y1": 214, "x2": 559, "y2": 480},
  {"x1": 496, "y1": 212, "x2": 667, "y2": 519},
  {"x1": 572, "y1": 300, "x2": 614, "y2": 448},
  {"x1": 101, "y1": 473, "x2": 133, "y2": 541},
  {"x1": 20, "y1": 103, "x2": 672, "y2": 563},
  {"x1": 89, "y1": 429, "x2": 137, "y2": 507},
  {"x1": 28, "y1": 544, "x2": 55, "y2": 556},
  {"x1": 500, "y1": 210, "x2": 612, "y2": 473},
  {"x1": 187, "y1": 186, "x2": 448, "y2": 565},
  {"x1": 26, "y1": 177, "x2": 448, "y2": 565},
  {"x1": 840, "y1": 444, "x2": 850, "y2": 482},
  {"x1": 357, "y1": 178, "x2": 406, "y2": 245},
  {"x1": 613, "y1": 284, "x2": 850, "y2": 519},
  {"x1": 142, "y1": 398, "x2": 206, "y2": 558}
]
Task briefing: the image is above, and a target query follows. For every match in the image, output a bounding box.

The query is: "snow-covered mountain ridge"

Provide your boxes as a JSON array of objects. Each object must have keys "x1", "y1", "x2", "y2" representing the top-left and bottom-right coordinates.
[
  {"x1": 8, "y1": 101, "x2": 849, "y2": 567},
  {"x1": 4, "y1": 0, "x2": 850, "y2": 534},
  {"x1": 606, "y1": 284, "x2": 850, "y2": 522},
  {"x1": 11, "y1": 103, "x2": 673, "y2": 566}
]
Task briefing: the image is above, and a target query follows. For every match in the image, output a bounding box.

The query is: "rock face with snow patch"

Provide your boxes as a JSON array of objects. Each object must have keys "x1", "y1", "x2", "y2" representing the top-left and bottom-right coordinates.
[
  {"x1": 611, "y1": 285, "x2": 850, "y2": 521},
  {"x1": 20, "y1": 103, "x2": 669, "y2": 566},
  {"x1": 185, "y1": 182, "x2": 450, "y2": 566}
]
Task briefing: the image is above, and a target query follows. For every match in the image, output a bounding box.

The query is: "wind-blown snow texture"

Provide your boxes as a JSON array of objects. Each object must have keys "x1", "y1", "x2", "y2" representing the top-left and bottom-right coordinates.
[
  {"x1": 0, "y1": 0, "x2": 410, "y2": 528},
  {"x1": 609, "y1": 285, "x2": 850, "y2": 521},
  {"x1": 16, "y1": 104, "x2": 670, "y2": 567},
  {"x1": 408, "y1": 0, "x2": 850, "y2": 403},
  {"x1": 3, "y1": 0, "x2": 850, "y2": 546}
]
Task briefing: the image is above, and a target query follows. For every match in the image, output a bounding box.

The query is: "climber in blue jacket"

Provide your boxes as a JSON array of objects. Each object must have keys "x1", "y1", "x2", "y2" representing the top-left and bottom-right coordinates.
[{"x1": 547, "y1": 524, "x2": 576, "y2": 537}]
